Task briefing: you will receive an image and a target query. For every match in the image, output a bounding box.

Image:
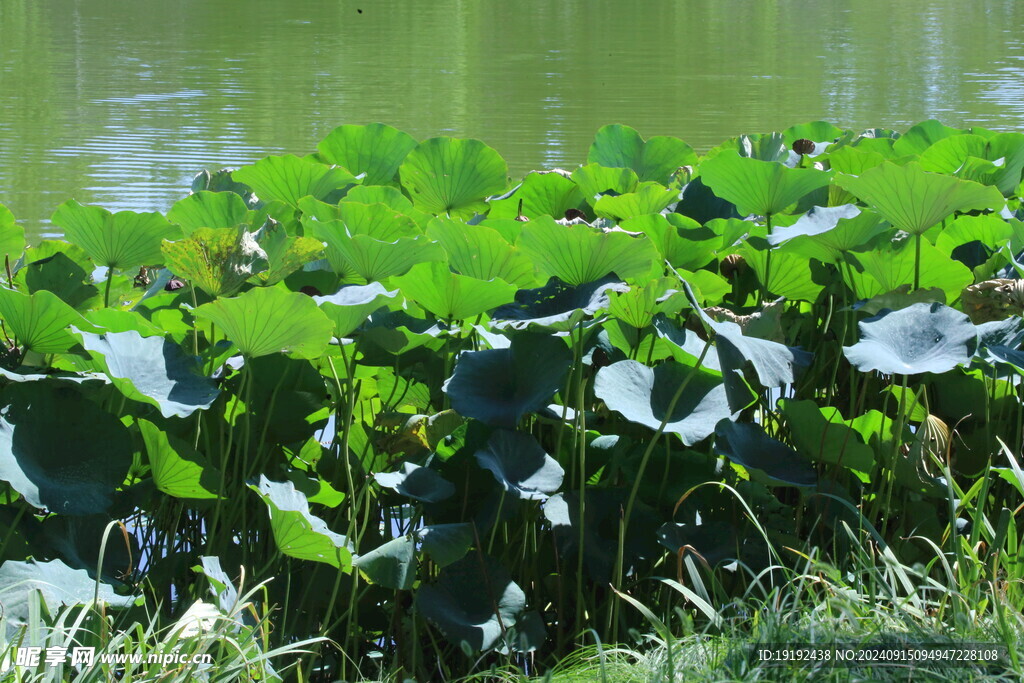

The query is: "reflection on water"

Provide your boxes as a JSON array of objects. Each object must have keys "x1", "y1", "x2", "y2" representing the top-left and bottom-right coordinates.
[{"x1": 2, "y1": 0, "x2": 1024, "y2": 237}]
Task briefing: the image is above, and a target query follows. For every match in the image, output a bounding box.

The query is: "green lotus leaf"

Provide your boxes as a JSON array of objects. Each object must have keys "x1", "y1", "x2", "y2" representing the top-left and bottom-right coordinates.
[
  {"x1": 18, "y1": 246, "x2": 98, "y2": 310},
  {"x1": 0, "y1": 287, "x2": 100, "y2": 354},
  {"x1": 193, "y1": 286, "x2": 334, "y2": 359},
  {"x1": 594, "y1": 360, "x2": 735, "y2": 446},
  {"x1": 359, "y1": 309, "x2": 446, "y2": 356},
  {"x1": 738, "y1": 239, "x2": 824, "y2": 301},
  {"x1": 593, "y1": 182, "x2": 679, "y2": 221},
  {"x1": 314, "y1": 282, "x2": 399, "y2": 339},
  {"x1": 917, "y1": 134, "x2": 989, "y2": 174},
  {"x1": 232, "y1": 155, "x2": 358, "y2": 207},
  {"x1": 0, "y1": 203, "x2": 25, "y2": 264},
  {"x1": 373, "y1": 462, "x2": 455, "y2": 503},
  {"x1": 443, "y1": 333, "x2": 572, "y2": 428},
  {"x1": 0, "y1": 383, "x2": 132, "y2": 515},
  {"x1": 305, "y1": 219, "x2": 443, "y2": 281},
  {"x1": 982, "y1": 133, "x2": 1024, "y2": 195},
  {"x1": 249, "y1": 475, "x2": 354, "y2": 569},
  {"x1": 316, "y1": 123, "x2": 418, "y2": 186},
  {"x1": 706, "y1": 132, "x2": 790, "y2": 163},
  {"x1": 824, "y1": 145, "x2": 887, "y2": 175},
  {"x1": 935, "y1": 214, "x2": 1014, "y2": 259},
  {"x1": 0, "y1": 559, "x2": 133, "y2": 632},
  {"x1": 334, "y1": 201, "x2": 420, "y2": 240},
  {"x1": 571, "y1": 163, "x2": 639, "y2": 202},
  {"x1": 518, "y1": 216, "x2": 660, "y2": 285},
  {"x1": 416, "y1": 523, "x2": 473, "y2": 567},
  {"x1": 607, "y1": 278, "x2": 679, "y2": 329},
  {"x1": 394, "y1": 262, "x2": 516, "y2": 321},
  {"x1": 892, "y1": 120, "x2": 963, "y2": 156},
  {"x1": 51, "y1": 200, "x2": 180, "y2": 268},
  {"x1": 768, "y1": 205, "x2": 888, "y2": 262},
  {"x1": 487, "y1": 171, "x2": 585, "y2": 220},
  {"x1": 782, "y1": 121, "x2": 844, "y2": 146},
  {"x1": 342, "y1": 184, "x2": 414, "y2": 211},
  {"x1": 844, "y1": 237, "x2": 972, "y2": 303},
  {"x1": 588, "y1": 124, "x2": 697, "y2": 184},
  {"x1": 167, "y1": 191, "x2": 252, "y2": 235},
  {"x1": 474, "y1": 430, "x2": 564, "y2": 500},
  {"x1": 843, "y1": 302, "x2": 977, "y2": 375},
  {"x1": 682, "y1": 281, "x2": 811, "y2": 407},
  {"x1": 415, "y1": 554, "x2": 527, "y2": 652},
  {"x1": 354, "y1": 536, "x2": 416, "y2": 590},
  {"x1": 778, "y1": 399, "x2": 875, "y2": 471},
  {"x1": 425, "y1": 218, "x2": 536, "y2": 287},
  {"x1": 399, "y1": 137, "x2": 508, "y2": 218},
  {"x1": 699, "y1": 150, "x2": 831, "y2": 217},
  {"x1": 251, "y1": 221, "x2": 323, "y2": 285},
  {"x1": 620, "y1": 214, "x2": 717, "y2": 271},
  {"x1": 715, "y1": 421, "x2": 816, "y2": 486},
  {"x1": 161, "y1": 226, "x2": 268, "y2": 297},
  {"x1": 77, "y1": 329, "x2": 219, "y2": 418},
  {"x1": 673, "y1": 176, "x2": 741, "y2": 224},
  {"x1": 490, "y1": 276, "x2": 629, "y2": 333},
  {"x1": 835, "y1": 162, "x2": 1004, "y2": 236},
  {"x1": 138, "y1": 418, "x2": 220, "y2": 499},
  {"x1": 652, "y1": 316, "x2": 722, "y2": 372}
]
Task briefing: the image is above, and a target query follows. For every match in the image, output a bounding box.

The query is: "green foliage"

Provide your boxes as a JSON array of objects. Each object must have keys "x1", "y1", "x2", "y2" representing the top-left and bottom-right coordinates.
[{"x1": 2, "y1": 120, "x2": 1024, "y2": 682}]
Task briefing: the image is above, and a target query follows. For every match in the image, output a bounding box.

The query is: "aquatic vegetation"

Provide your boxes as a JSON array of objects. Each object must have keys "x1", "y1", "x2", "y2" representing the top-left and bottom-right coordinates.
[{"x1": 1, "y1": 120, "x2": 1024, "y2": 681}]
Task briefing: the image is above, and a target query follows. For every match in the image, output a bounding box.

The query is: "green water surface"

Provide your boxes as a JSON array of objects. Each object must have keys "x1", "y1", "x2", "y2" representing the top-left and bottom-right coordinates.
[{"x1": 2, "y1": 0, "x2": 1024, "y2": 236}]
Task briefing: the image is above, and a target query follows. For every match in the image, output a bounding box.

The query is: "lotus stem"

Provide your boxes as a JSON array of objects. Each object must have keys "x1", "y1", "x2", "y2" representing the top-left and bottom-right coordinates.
[
  {"x1": 914, "y1": 233, "x2": 922, "y2": 290},
  {"x1": 103, "y1": 266, "x2": 114, "y2": 308}
]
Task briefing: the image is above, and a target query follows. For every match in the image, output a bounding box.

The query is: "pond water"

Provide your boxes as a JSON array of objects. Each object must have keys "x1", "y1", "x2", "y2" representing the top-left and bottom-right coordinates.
[{"x1": 3, "y1": 0, "x2": 1024, "y2": 237}]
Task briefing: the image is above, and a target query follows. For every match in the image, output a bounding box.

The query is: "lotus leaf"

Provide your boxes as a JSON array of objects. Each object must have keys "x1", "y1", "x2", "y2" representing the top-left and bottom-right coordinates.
[
  {"x1": 416, "y1": 523, "x2": 473, "y2": 567},
  {"x1": 373, "y1": 462, "x2": 455, "y2": 503},
  {"x1": 249, "y1": 476, "x2": 353, "y2": 569},
  {"x1": 0, "y1": 383, "x2": 132, "y2": 515},
  {"x1": 518, "y1": 217, "x2": 660, "y2": 285},
  {"x1": 193, "y1": 286, "x2": 334, "y2": 359},
  {"x1": 571, "y1": 163, "x2": 639, "y2": 201},
  {"x1": 715, "y1": 421, "x2": 816, "y2": 486},
  {"x1": 487, "y1": 171, "x2": 585, "y2": 220},
  {"x1": 394, "y1": 261, "x2": 516, "y2": 321},
  {"x1": 426, "y1": 217, "x2": 536, "y2": 287},
  {"x1": 0, "y1": 203, "x2": 25, "y2": 263},
  {"x1": 594, "y1": 360, "x2": 734, "y2": 446},
  {"x1": 138, "y1": 418, "x2": 220, "y2": 499},
  {"x1": 490, "y1": 276, "x2": 629, "y2": 332},
  {"x1": 51, "y1": 201, "x2": 180, "y2": 269},
  {"x1": 251, "y1": 221, "x2": 323, "y2": 285},
  {"x1": 354, "y1": 536, "x2": 416, "y2": 590},
  {"x1": 767, "y1": 205, "x2": 888, "y2": 261},
  {"x1": 400, "y1": 137, "x2": 508, "y2": 218},
  {"x1": 843, "y1": 302, "x2": 977, "y2": 375},
  {"x1": 593, "y1": 182, "x2": 679, "y2": 221},
  {"x1": 317, "y1": 123, "x2": 418, "y2": 186},
  {"x1": 474, "y1": 430, "x2": 564, "y2": 500},
  {"x1": 161, "y1": 226, "x2": 268, "y2": 297},
  {"x1": 443, "y1": 333, "x2": 571, "y2": 428},
  {"x1": 167, "y1": 191, "x2": 252, "y2": 235},
  {"x1": 232, "y1": 154, "x2": 358, "y2": 207},
  {"x1": 0, "y1": 288, "x2": 98, "y2": 354},
  {"x1": 779, "y1": 399, "x2": 875, "y2": 472},
  {"x1": 314, "y1": 282, "x2": 399, "y2": 338},
  {"x1": 699, "y1": 150, "x2": 831, "y2": 217},
  {"x1": 588, "y1": 124, "x2": 697, "y2": 184},
  {"x1": 621, "y1": 214, "x2": 717, "y2": 271}
]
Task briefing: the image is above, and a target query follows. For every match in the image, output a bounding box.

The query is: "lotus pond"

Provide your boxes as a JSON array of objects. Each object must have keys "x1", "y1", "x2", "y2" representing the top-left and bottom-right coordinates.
[{"x1": 1, "y1": 121, "x2": 1024, "y2": 681}]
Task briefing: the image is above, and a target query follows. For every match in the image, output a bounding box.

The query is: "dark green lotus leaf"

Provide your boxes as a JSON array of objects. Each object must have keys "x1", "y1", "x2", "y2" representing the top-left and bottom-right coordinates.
[
  {"x1": 0, "y1": 558, "x2": 133, "y2": 633},
  {"x1": 571, "y1": 163, "x2": 639, "y2": 202},
  {"x1": 425, "y1": 217, "x2": 536, "y2": 287},
  {"x1": 374, "y1": 462, "x2": 455, "y2": 503},
  {"x1": 0, "y1": 368, "x2": 107, "y2": 384},
  {"x1": 768, "y1": 204, "x2": 888, "y2": 261},
  {"x1": 194, "y1": 286, "x2": 333, "y2": 359},
  {"x1": 77, "y1": 329, "x2": 218, "y2": 418},
  {"x1": 138, "y1": 418, "x2": 220, "y2": 499},
  {"x1": 249, "y1": 475, "x2": 353, "y2": 569},
  {"x1": 354, "y1": 536, "x2": 416, "y2": 590},
  {"x1": 0, "y1": 203, "x2": 25, "y2": 264},
  {"x1": 0, "y1": 288, "x2": 100, "y2": 354},
  {"x1": 779, "y1": 399, "x2": 875, "y2": 471},
  {"x1": 652, "y1": 316, "x2": 723, "y2": 372},
  {"x1": 487, "y1": 171, "x2": 585, "y2": 220},
  {"x1": 588, "y1": 124, "x2": 698, "y2": 185},
  {"x1": 843, "y1": 302, "x2": 977, "y2": 375},
  {"x1": 498, "y1": 610, "x2": 547, "y2": 655},
  {"x1": 415, "y1": 554, "x2": 527, "y2": 652},
  {"x1": 673, "y1": 176, "x2": 741, "y2": 224},
  {"x1": 621, "y1": 214, "x2": 717, "y2": 271},
  {"x1": 51, "y1": 200, "x2": 180, "y2": 269},
  {"x1": 191, "y1": 168, "x2": 257, "y2": 201},
  {"x1": 683, "y1": 281, "x2": 811, "y2": 403},
  {"x1": 935, "y1": 214, "x2": 1013, "y2": 259},
  {"x1": 317, "y1": 123, "x2": 418, "y2": 186},
  {"x1": 975, "y1": 317, "x2": 1024, "y2": 352},
  {"x1": 394, "y1": 262, "x2": 517, "y2": 321},
  {"x1": 0, "y1": 383, "x2": 132, "y2": 515},
  {"x1": 715, "y1": 421, "x2": 816, "y2": 486},
  {"x1": 490, "y1": 276, "x2": 629, "y2": 333},
  {"x1": 443, "y1": 333, "x2": 572, "y2": 428},
  {"x1": 518, "y1": 216, "x2": 660, "y2": 285},
  {"x1": 359, "y1": 309, "x2": 446, "y2": 356},
  {"x1": 314, "y1": 282, "x2": 399, "y2": 339},
  {"x1": 851, "y1": 286, "x2": 945, "y2": 316},
  {"x1": 892, "y1": 120, "x2": 963, "y2": 156},
  {"x1": 416, "y1": 523, "x2": 473, "y2": 567},
  {"x1": 657, "y1": 520, "x2": 738, "y2": 566},
  {"x1": 232, "y1": 155, "x2": 358, "y2": 207},
  {"x1": 593, "y1": 182, "x2": 679, "y2": 221},
  {"x1": 161, "y1": 226, "x2": 268, "y2": 297},
  {"x1": 399, "y1": 137, "x2": 508, "y2": 218},
  {"x1": 594, "y1": 360, "x2": 734, "y2": 445},
  {"x1": 167, "y1": 191, "x2": 252, "y2": 235},
  {"x1": 474, "y1": 430, "x2": 564, "y2": 500},
  {"x1": 699, "y1": 150, "x2": 831, "y2": 217},
  {"x1": 20, "y1": 250, "x2": 98, "y2": 310},
  {"x1": 835, "y1": 162, "x2": 1004, "y2": 236}
]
